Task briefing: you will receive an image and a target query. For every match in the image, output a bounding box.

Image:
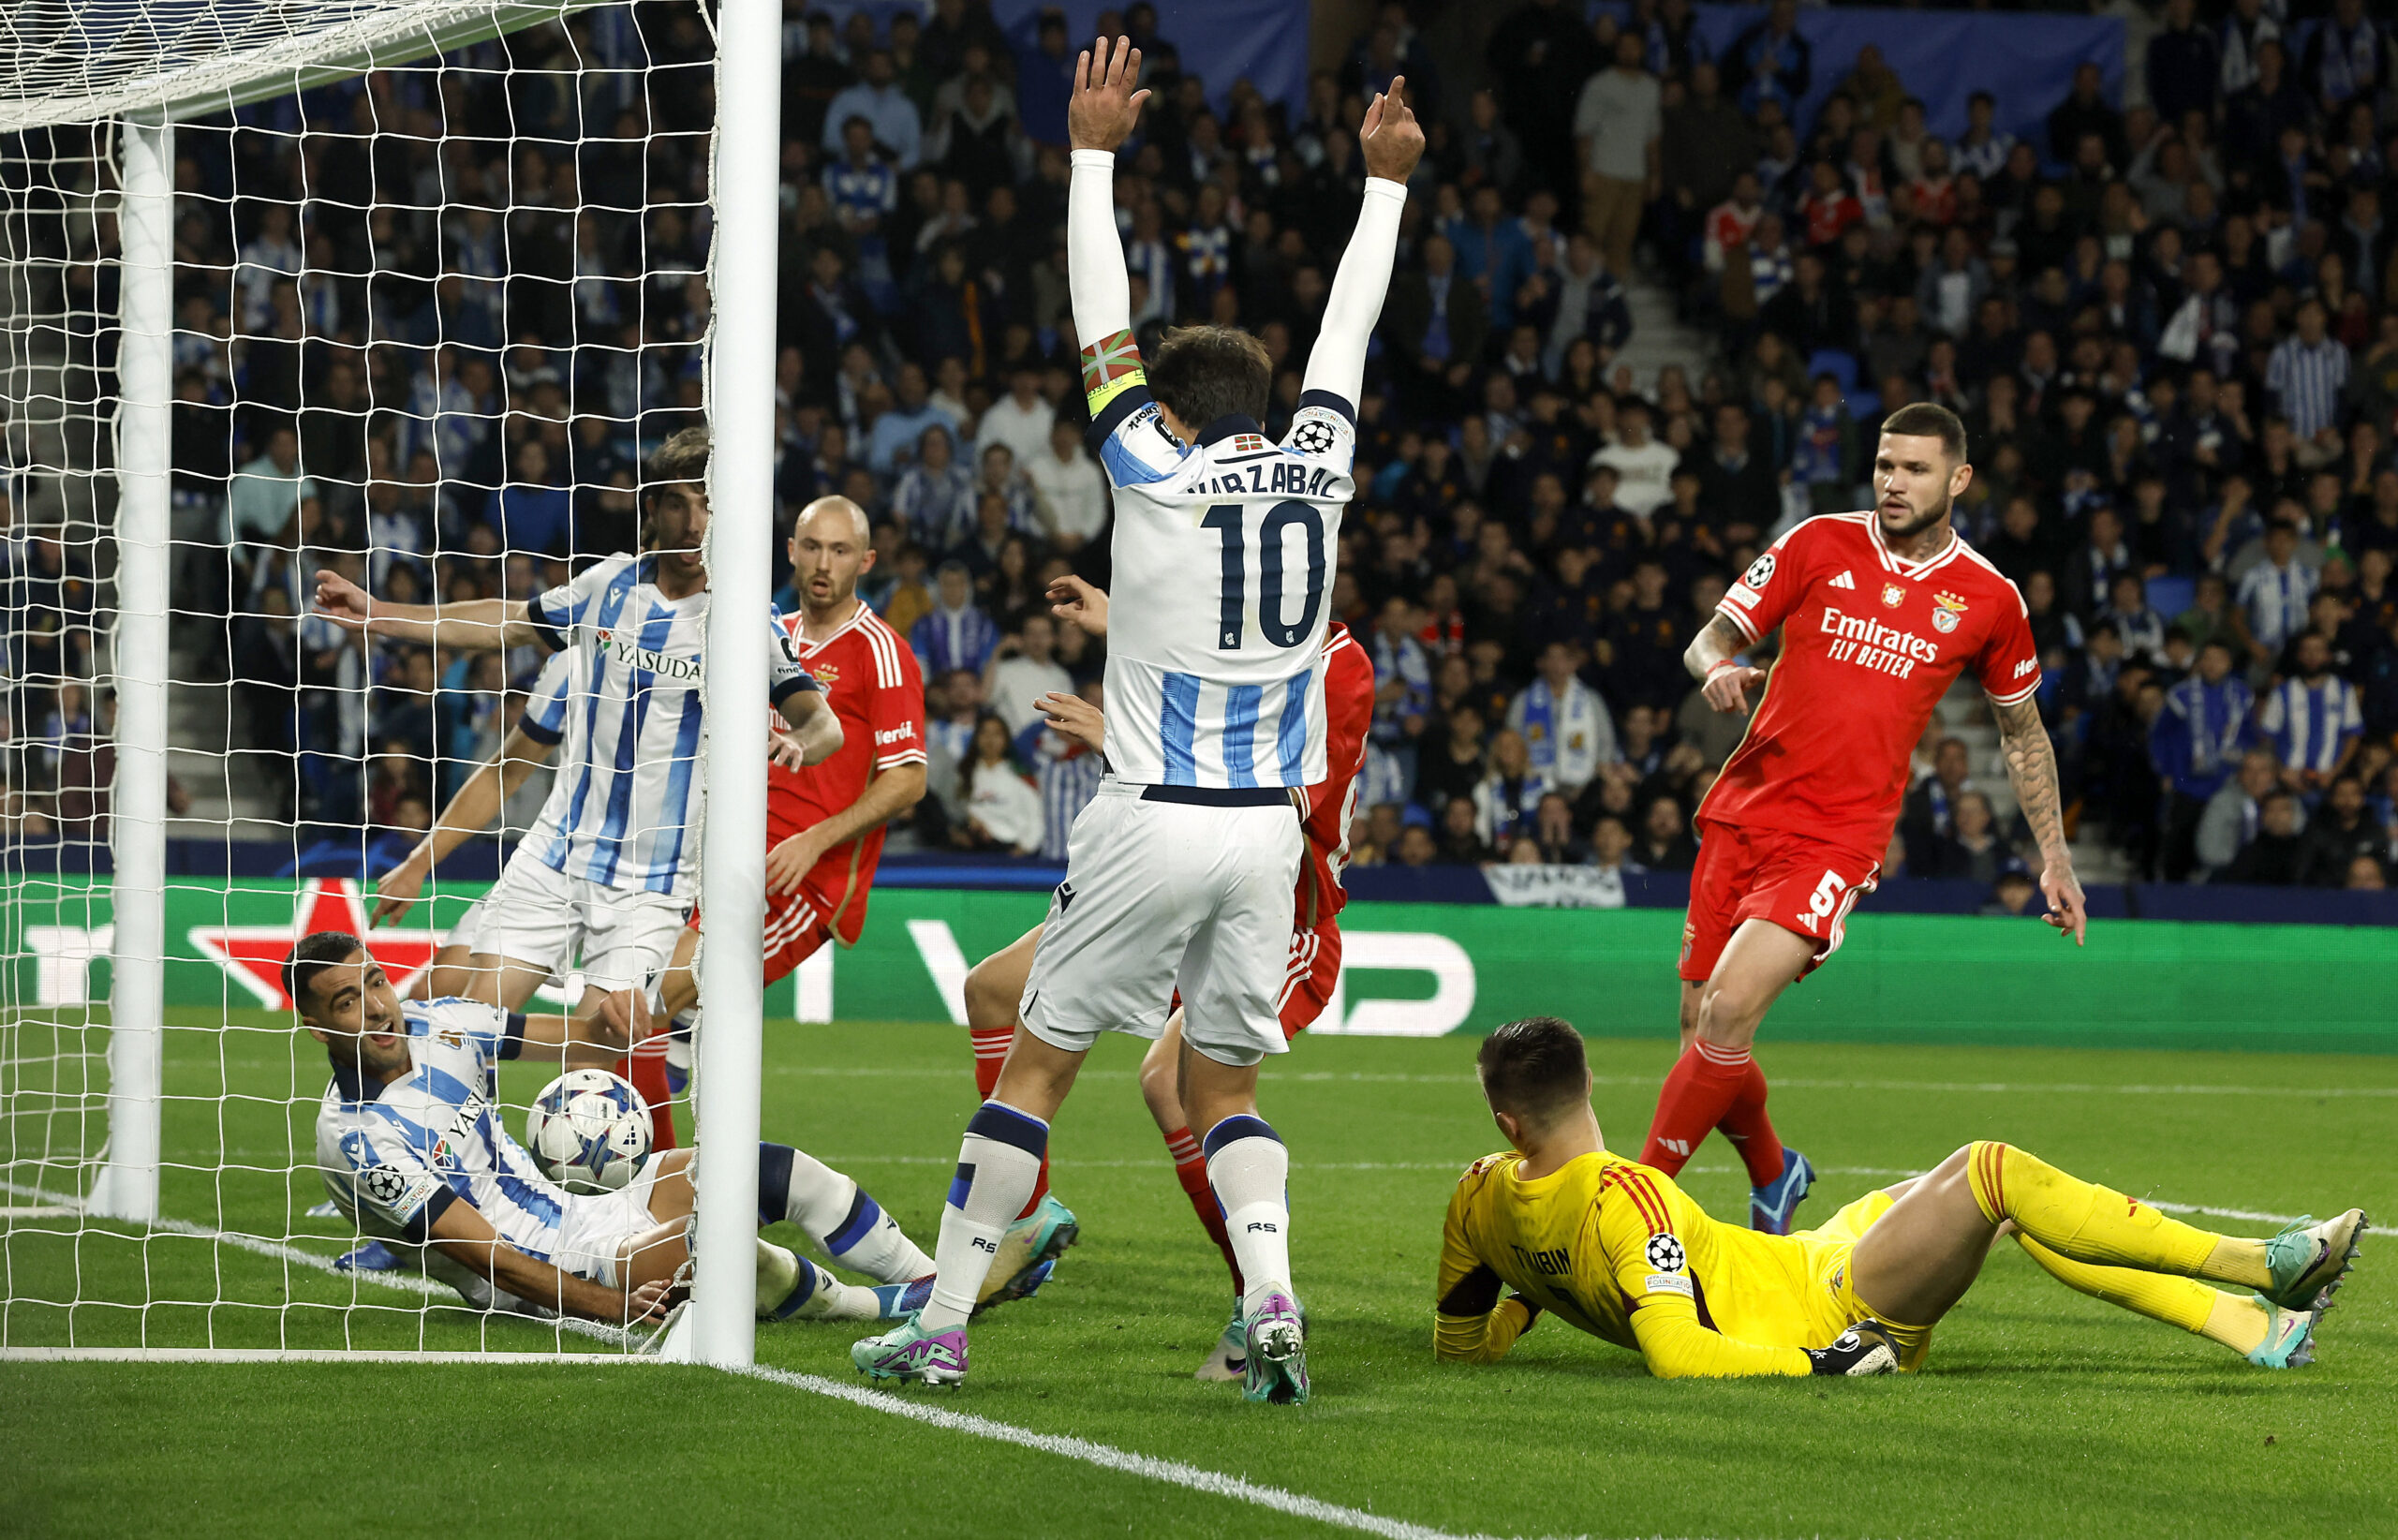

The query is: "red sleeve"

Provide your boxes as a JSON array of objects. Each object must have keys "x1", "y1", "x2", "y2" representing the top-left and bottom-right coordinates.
[
  {"x1": 867, "y1": 621, "x2": 929, "y2": 769},
  {"x1": 1322, "y1": 633, "x2": 1375, "y2": 795},
  {"x1": 1975, "y1": 575, "x2": 2042, "y2": 706},
  {"x1": 1715, "y1": 518, "x2": 1818, "y2": 645}
]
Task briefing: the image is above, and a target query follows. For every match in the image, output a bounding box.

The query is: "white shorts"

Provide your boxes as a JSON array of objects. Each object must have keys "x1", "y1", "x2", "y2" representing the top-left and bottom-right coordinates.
[
  {"x1": 472, "y1": 854, "x2": 688, "y2": 995},
  {"x1": 444, "y1": 894, "x2": 486, "y2": 953},
  {"x1": 1018, "y1": 778, "x2": 1301, "y2": 1069},
  {"x1": 551, "y1": 1158, "x2": 670, "y2": 1288}
]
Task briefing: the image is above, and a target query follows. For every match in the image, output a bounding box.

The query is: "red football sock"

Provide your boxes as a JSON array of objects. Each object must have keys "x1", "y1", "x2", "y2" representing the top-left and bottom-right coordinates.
[
  {"x1": 620, "y1": 1042, "x2": 677, "y2": 1151},
  {"x1": 1163, "y1": 1124, "x2": 1243, "y2": 1296},
  {"x1": 1716, "y1": 1057, "x2": 1787, "y2": 1187},
  {"x1": 970, "y1": 1026, "x2": 1012, "y2": 1098},
  {"x1": 1638, "y1": 1040, "x2": 1753, "y2": 1176},
  {"x1": 970, "y1": 1027, "x2": 1049, "y2": 1221}
]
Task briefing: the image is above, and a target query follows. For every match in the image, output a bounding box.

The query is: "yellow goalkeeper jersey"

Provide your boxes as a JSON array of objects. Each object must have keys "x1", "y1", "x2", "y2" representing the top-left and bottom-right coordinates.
[{"x1": 1434, "y1": 1148, "x2": 1897, "y2": 1378}]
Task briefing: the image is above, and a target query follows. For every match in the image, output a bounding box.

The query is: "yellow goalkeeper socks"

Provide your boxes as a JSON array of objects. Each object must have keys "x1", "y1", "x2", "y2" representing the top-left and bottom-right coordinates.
[
  {"x1": 1965, "y1": 1142, "x2": 2270, "y2": 1287},
  {"x1": 2012, "y1": 1233, "x2": 2269, "y2": 1354}
]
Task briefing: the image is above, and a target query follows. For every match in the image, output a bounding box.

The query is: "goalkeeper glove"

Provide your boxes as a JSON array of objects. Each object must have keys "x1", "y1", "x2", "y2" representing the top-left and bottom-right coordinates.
[{"x1": 1807, "y1": 1322, "x2": 1899, "y2": 1376}]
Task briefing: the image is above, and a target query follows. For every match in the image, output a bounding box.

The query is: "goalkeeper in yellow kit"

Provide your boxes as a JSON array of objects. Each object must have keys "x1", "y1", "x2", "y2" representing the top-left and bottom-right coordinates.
[{"x1": 1436, "y1": 1018, "x2": 2368, "y2": 1377}]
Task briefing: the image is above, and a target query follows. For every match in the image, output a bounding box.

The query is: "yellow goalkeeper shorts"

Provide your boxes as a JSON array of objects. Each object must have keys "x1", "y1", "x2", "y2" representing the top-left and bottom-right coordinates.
[{"x1": 1793, "y1": 1189, "x2": 1934, "y2": 1371}]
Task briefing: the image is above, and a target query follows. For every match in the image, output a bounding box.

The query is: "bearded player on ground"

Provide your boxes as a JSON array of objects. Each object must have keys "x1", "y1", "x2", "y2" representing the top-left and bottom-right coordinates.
[
  {"x1": 956, "y1": 573, "x2": 1375, "y2": 1380},
  {"x1": 1649, "y1": 402, "x2": 2087, "y2": 1235}
]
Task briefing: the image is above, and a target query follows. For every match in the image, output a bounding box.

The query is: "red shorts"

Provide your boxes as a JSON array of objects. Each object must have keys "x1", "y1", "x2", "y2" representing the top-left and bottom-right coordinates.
[
  {"x1": 1679, "y1": 822, "x2": 1881, "y2": 985},
  {"x1": 761, "y1": 881, "x2": 835, "y2": 985},
  {"x1": 1274, "y1": 923, "x2": 1343, "y2": 1037}
]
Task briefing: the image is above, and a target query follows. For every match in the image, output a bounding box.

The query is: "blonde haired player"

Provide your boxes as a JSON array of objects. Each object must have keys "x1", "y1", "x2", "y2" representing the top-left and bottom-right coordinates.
[
  {"x1": 1439, "y1": 1017, "x2": 2361, "y2": 1377},
  {"x1": 853, "y1": 39, "x2": 1419, "y2": 1402}
]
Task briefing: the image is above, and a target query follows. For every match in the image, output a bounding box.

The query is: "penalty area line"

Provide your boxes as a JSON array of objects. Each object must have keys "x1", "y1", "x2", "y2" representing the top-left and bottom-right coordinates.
[{"x1": 726, "y1": 1361, "x2": 1614, "y2": 1540}]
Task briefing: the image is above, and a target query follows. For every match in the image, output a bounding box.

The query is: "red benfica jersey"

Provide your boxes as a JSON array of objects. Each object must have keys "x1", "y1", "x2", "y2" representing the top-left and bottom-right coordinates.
[
  {"x1": 1298, "y1": 622, "x2": 1375, "y2": 930},
  {"x1": 1702, "y1": 511, "x2": 2040, "y2": 855},
  {"x1": 768, "y1": 603, "x2": 927, "y2": 945}
]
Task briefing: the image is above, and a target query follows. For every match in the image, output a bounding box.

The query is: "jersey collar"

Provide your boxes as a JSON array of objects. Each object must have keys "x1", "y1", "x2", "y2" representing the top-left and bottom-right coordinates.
[
  {"x1": 1864, "y1": 511, "x2": 1966, "y2": 579},
  {"x1": 1193, "y1": 413, "x2": 1264, "y2": 447},
  {"x1": 791, "y1": 599, "x2": 868, "y2": 655},
  {"x1": 330, "y1": 1058, "x2": 392, "y2": 1105}
]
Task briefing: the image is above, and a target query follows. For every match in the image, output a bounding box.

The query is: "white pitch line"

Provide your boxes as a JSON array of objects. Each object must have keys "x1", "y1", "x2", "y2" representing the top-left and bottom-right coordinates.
[
  {"x1": 767, "y1": 1063, "x2": 2398, "y2": 1099},
  {"x1": 1, "y1": 1174, "x2": 2312, "y2": 1540},
  {"x1": 0, "y1": 1179, "x2": 639, "y2": 1350},
  {"x1": 810, "y1": 1154, "x2": 2310, "y2": 1221},
  {"x1": 726, "y1": 1361, "x2": 1578, "y2": 1540},
  {"x1": 0, "y1": 1347, "x2": 648, "y2": 1366}
]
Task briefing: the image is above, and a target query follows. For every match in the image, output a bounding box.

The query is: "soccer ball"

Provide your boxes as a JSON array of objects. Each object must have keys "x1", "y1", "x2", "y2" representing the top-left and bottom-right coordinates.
[{"x1": 525, "y1": 1069, "x2": 653, "y2": 1193}]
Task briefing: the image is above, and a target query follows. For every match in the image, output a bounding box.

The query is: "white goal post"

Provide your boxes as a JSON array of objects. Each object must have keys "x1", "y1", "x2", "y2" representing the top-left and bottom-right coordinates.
[{"x1": 1, "y1": 0, "x2": 778, "y2": 1367}]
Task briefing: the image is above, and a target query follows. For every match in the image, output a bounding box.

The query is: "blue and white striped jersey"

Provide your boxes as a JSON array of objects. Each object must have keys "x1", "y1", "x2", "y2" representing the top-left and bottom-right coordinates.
[
  {"x1": 314, "y1": 997, "x2": 564, "y2": 1261},
  {"x1": 1084, "y1": 385, "x2": 1357, "y2": 789},
  {"x1": 523, "y1": 554, "x2": 817, "y2": 896},
  {"x1": 2260, "y1": 674, "x2": 2363, "y2": 776},
  {"x1": 519, "y1": 645, "x2": 573, "y2": 743}
]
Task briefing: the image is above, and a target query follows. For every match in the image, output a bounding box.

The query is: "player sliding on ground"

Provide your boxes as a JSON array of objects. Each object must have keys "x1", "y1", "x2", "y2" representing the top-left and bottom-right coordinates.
[
  {"x1": 956, "y1": 574, "x2": 1374, "y2": 1381},
  {"x1": 292, "y1": 930, "x2": 932, "y2": 1326},
  {"x1": 851, "y1": 38, "x2": 1417, "y2": 1402},
  {"x1": 1441, "y1": 1018, "x2": 2367, "y2": 1377},
  {"x1": 1650, "y1": 402, "x2": 2087, "y2": 1236},
  {"x1": 313, "y1": 427, "x2": 842, "y2": 1144}
]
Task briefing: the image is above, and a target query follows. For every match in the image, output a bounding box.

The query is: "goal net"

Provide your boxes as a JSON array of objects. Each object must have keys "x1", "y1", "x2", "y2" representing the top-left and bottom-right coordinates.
[{"x1": 2, "y1": 0, "x2": 779, "y2": 1360}]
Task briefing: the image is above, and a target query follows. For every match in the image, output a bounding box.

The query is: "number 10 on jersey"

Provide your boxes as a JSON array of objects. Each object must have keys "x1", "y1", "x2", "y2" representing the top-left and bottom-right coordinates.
[{"x1": 1201, "y1": 500, "x2": 1328, "y2": 651}]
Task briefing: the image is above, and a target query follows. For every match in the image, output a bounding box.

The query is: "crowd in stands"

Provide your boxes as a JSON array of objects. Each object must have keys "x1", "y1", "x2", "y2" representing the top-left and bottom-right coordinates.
[{"x1": 5, "y1": 0, "x2": 2397, "y2": 898}]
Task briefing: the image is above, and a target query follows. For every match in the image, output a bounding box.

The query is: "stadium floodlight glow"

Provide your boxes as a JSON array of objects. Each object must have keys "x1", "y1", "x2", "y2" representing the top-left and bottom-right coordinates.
[{"x1": 2, "y1": 0, "x2": 775, "y2": 1364}]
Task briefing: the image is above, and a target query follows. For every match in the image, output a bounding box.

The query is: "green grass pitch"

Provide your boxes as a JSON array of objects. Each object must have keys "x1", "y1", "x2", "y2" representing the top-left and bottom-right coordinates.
[{"x1": 3, "y1": 1012, "x2": 2393, "y2": 1538}]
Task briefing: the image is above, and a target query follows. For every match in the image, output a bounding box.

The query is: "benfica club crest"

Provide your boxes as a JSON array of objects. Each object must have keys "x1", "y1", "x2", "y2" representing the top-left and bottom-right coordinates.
[
  {"x1": 1880, "y1": 581, "x2": 1907, "y2": 609},
  {"x1": 1932, "y1": 591, "x2": 1969, "y2": 633}
]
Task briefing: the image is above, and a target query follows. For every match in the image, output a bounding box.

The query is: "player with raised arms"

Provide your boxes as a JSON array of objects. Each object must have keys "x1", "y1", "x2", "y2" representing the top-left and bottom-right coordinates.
[
  {"x1": 312, "y1": 427, "x2": 841, "y2": 1136},
  {"x1": 1439, "y1": 1017, "x2": 2364, "y2": 1377},
  {"x1": 292, "y1": 930, "x2": 938, "y2": 1325},
  {"x1": 954, "y1": 573, "x2": 1376, "y2": 1381},
  {"x1": 1649, "y1": 403, "x2": 2088, "y2": 1235},
  {"x1": 851, "y1": 38, "x2": 1418, "y2": 1402}
]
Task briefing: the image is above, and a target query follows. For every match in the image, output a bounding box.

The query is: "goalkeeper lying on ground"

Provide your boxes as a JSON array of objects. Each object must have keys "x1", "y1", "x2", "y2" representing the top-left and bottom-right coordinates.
[
  {"x1": 291, "y1": 928, "x2": 936, "y2": 1325},
  {"x1": 1436, "y1": 1017, "x2": 2368, "y2": 1377}
]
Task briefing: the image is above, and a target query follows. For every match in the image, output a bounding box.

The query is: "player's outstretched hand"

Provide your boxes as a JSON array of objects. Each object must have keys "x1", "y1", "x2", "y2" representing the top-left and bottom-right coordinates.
[
  {"x1": 767, "y1": 727, "x2": 811, "y2": 772},
  {"x1": 588, "y1": 986, "x2": 649, "y2": 1050},
  {"x1": 767, "y1": 827, "x2": 830, "y2": 895},
  {"x1": 369, "y1": 853, "x2": 425, "y2": 927},
  {"x1": 1806, "y1": 1322, "x2": 1899, "y2": 1376},
  {"x1": 2040, "y1": 862, "x2": 2088, "y2": 946},
  {"x1": 1038, "y1": 690, "x2": 1104, "y2": 753},
  {"x1": 624, "y1": 1277, "x2": 672, "y2": 1324},
  {"x1": 1358, "y1": 75, "x2": 1425, "y2": 184},
  {"x1": 313, "y1": 568, "x2": 373, "y2": 630},
  {"x1": 1048, "y1": 573, "x2": 1109, "y2": 635},
  {"x1": 1701, "y1": 661, "x2": 1767, "y2": 714},
  {"x1": 1068, "y1": 36, "x2": 1148, "y2": 154}
]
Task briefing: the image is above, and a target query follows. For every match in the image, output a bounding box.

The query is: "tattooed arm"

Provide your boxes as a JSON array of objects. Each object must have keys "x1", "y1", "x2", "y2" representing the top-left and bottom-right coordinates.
[
  {"x1": 1991, "y1": 690, "x2": 2087, "y2": 944},
  {"x1": 1685, "y1": 612, "x2": 1766, "y2": 714}
]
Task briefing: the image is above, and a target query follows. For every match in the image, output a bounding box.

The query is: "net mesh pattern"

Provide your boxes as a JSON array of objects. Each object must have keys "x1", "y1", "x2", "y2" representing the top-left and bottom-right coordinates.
[{"x1": 3, "y1": 0, "x2": 724, "y2": 1353}]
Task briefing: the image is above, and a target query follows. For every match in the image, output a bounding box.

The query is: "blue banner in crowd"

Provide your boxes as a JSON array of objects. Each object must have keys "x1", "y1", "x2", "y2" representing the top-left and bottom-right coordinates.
[{"x1": 1634, "y1": 3, "x2": 2124, "y2": 149}]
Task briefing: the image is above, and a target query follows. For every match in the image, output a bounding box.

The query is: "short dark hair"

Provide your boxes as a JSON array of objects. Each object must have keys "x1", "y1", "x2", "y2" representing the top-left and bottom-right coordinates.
[
  {"x1": 1146, "y1": 325, "x2": 1272, "y2": 432},
  {"x1": 1880, "y1": 401, "x2": 1968, "y2": 463},
  {"x1": 285, "y1": 930, "x2": 366, "y2": 1014},
  {"x1": 1476, "y1": 1017, "x2": 1590, "y2": 1129}
]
